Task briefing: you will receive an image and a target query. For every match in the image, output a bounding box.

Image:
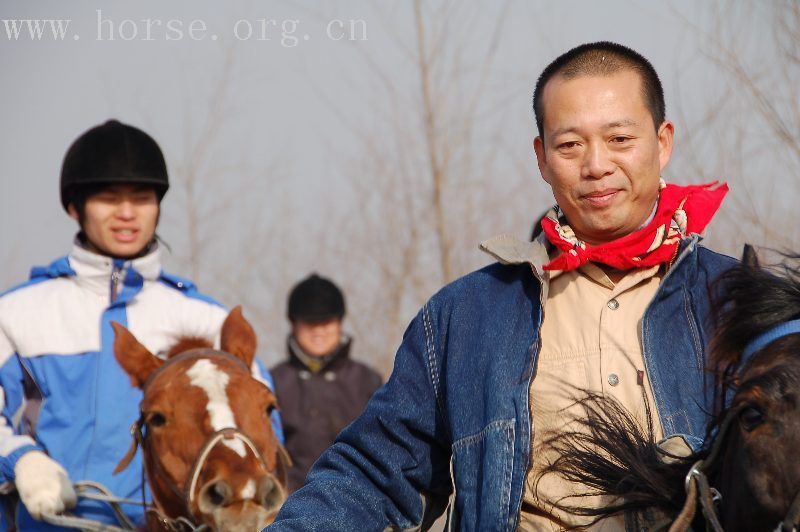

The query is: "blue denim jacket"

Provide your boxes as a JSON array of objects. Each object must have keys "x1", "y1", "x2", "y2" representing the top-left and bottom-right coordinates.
[{"x1": 267, "y1": 235, "x2": 736, "y2": 531}]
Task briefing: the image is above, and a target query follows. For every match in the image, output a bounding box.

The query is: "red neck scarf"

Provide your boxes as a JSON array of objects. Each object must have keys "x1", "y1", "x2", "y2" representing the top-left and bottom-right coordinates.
[{"x1": 541, "y1": 181, "x2": 728, "y2": 272}]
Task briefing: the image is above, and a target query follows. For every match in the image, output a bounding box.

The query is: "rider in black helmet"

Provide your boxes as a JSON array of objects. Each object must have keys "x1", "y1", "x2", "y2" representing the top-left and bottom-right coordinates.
[
  {"x1": 60, "y1": 119, "x2": 169, "y2": 258},
  {"x1": 0, "y1": 119, "x2": 283, "y2": 529}
]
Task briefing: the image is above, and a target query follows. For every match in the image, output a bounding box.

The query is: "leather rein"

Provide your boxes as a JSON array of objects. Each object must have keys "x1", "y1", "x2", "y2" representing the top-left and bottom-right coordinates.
[{"x1": 115, "y1": 348, "x2": 290, "y2": 531}]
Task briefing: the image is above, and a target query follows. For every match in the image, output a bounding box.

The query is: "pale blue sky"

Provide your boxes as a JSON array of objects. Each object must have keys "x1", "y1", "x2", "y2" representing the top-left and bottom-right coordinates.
[{"x1": 0, "y1": 1, "x2": 790, "y2": 365}]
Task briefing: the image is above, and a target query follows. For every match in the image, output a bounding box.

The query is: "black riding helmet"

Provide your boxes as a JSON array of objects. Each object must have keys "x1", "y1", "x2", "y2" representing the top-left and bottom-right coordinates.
[
  {"x1": 60, "y1": 119, "x2": 169, "y2": 211},
  {"x1": 287, "y1": 274, "x2": 346, "y2": 322}
]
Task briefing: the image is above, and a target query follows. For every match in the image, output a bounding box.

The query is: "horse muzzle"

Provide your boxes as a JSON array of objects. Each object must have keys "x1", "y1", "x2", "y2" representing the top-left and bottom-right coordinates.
[{"x1": 197, "y1": 473, "x2": 286, "y2": 531}]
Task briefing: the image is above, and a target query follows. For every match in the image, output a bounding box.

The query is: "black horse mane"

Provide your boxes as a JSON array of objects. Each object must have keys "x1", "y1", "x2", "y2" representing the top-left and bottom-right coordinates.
[
  {"x1": 539, "y1": 391, "x2": 699, "y2": 529},
  {"x1": 539, "y1": 246, "x2": 800, "y2": 529}
]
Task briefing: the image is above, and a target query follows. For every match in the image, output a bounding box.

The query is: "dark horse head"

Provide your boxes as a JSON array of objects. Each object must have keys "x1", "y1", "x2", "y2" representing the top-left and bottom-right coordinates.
[{"x1": 539, "y1": 246, "x2": 800, "y2": 532}]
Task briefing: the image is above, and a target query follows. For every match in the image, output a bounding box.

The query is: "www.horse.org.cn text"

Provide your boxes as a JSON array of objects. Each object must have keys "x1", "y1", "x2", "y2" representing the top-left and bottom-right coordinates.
[{"x1": 2, "y1": 9, "x2": 369, "y2": 46}]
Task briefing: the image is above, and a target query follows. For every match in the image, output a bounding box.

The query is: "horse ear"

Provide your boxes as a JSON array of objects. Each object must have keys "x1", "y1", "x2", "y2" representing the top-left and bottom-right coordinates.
[
  {"x1": 220, "y1": 306, "x2": 256, "y2": 368},
  {"x1": 741, "y1": 244, "x2": 760, "y2": 270},
  {"x1": 112, "y1": 322, "x2": 163, "y2": 388}
]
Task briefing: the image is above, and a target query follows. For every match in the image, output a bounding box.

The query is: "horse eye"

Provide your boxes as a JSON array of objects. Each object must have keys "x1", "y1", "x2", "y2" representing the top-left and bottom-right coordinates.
[
  {"x1": 148, "y1": 413, "x2": 167, "y2": 427},
  {"x1": 738, "y1": 406, "x2": 764, "y2": 431},
  {"x1": 265, "y1": 404, "x2": 277, "y2": 417}
]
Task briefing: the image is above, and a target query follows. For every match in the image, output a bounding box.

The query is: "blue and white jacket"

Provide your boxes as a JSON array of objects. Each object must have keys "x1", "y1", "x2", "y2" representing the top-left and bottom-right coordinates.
[{"x1": 0, "y1": 242, "x2": 283, "y2": 530}]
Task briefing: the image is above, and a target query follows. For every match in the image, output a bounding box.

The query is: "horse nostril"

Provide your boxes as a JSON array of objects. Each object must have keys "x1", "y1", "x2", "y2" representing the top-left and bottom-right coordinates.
[
  {"x1": 202, "y1": 480, "x2": 232, "y2": 508},
  {"x1": 257, "y1": 476, "x2": 284, "y2": 510}
]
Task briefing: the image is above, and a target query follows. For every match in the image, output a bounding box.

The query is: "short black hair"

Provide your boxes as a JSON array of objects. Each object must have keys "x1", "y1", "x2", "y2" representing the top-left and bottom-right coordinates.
[
  {"x1": 68, "y1": 183, "x2": 111, "y2": 224},
  {"x1": 533, "y1": 41, "x2": 665, "y2": 139}
]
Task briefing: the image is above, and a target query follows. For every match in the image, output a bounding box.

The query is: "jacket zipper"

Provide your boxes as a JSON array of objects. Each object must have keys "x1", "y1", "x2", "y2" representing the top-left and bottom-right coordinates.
[{"x1": 109, "y1": 266, "x2": 122, "y2": 304}]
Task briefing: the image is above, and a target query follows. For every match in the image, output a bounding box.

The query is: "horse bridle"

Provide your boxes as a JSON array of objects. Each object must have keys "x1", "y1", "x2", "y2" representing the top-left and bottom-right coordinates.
[
  {"x1": 673, "y1": 403, "x2": 800, "y2": 532},
  {"x1": 670, "y1": 319, "x2": 800, "y2": 532},
  {"x1": 141, "y1": 425, "x2": 290, "y2": 532},
  {"x1": 115, "y1": 349, "x2": 291, "y2": 531},
  {"x1": 670, "y1": 403, "x2": 739, "y2": 532}
]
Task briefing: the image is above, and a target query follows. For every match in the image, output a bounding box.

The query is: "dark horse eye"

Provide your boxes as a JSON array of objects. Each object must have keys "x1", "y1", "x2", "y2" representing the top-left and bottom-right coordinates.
[
  {"x1": 266, "y1": 404, "x2": 277, "y2": 417},
  {"x1": 738, "y1": 406, "x2": 764, "y2": 431},
  {"x1": 148, "y1": 413, "x2": 167, "y2": 427}
]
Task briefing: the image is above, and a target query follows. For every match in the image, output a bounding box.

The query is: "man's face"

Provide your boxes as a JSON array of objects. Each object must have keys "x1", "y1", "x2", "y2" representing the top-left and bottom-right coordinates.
[
  {"x1": 68, "y1": 184, "x2": 159, "y2": 259},
  {"x1": 292, "y1": 318, "x2": 342, "y2": 358},
  {"x1": 534, "y1": 70, "x2": 674, "y2": 245}
]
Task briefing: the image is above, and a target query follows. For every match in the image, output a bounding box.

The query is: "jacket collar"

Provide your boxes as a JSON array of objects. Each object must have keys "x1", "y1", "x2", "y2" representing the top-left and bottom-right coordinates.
[
  {"x1": 287, "y1": 334, "x2": 353, "y2": 373},
  {"x1": 480, "y1": 234, "x2": 552, "y2": 299},
  {"x1": 67, "y1": 238, "x2": 162, "y2": 296},
  {"x1": 480, "y1": 234, "x2": 550, "y2": 274},
  {"x1": 479, "y1": 232, "x2": 703, "y2": 299}
]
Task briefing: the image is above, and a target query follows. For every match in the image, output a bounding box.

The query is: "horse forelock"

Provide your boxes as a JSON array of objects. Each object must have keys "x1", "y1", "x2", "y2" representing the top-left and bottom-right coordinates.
[
  {"x1": 167, "y1": 336, "x2": 214, "y2": 359},
  {"x1": 725, "y1": 338, "x2": 800, "y2": 418},
  {"x1": 186, "y1": 359, "x2": 247, "y2": 458}
]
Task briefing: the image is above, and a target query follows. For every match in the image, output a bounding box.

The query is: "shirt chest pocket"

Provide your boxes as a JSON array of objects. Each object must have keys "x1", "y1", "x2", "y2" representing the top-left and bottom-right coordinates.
[{"x1": 449, "y1": 419, "x2": 515, "y2": 532}]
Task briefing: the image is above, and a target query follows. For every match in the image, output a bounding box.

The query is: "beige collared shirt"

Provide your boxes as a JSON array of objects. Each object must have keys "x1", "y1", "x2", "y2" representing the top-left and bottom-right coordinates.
[{"x1": 517, "y1": 262, "x2": 664, "y2": 531}]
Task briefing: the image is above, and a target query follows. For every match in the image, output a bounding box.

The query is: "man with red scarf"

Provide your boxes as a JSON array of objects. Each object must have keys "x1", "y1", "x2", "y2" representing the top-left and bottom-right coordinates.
[
  {"x1": 517, "y1": 41, "x2": 730, "y2": 529},
  {"x1": 267, "y1": 42, "x2": 735, "y2": 531}
]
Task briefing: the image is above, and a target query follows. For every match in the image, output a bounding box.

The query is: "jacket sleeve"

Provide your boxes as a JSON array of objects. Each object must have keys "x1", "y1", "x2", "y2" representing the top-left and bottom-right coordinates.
[
  {"x1": 252, "y1": 358, "x2": 284, "y2": 444},
  {"x1": 267, "y1": 305, "x2": 452, "y2": 531},
  {"x1": 365, "y1": 365, "x2": 383, "y2": 398},
  {"x1": 0, "y1": 331, "x2": 43, "y2": 485}
]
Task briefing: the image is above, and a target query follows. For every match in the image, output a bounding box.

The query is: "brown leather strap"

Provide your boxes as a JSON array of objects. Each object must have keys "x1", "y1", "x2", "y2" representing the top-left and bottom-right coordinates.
[
  {"x1": 668, "y1": 478, "x2": 697, "y2": 532},
  {"x1": 275, "y1": 444, "x2": 293, "y2": 489},
  {"x1": 113, "y1": 419, "x2": 143, "y2": 475}
]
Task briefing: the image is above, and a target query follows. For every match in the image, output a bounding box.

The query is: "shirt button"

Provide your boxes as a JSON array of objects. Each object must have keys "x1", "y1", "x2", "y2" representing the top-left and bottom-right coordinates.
[
  {"x1": 607, "y1": 298, "x2": 620, "y2": 310},
  {"x1": 608, "y1": 373, "x2": 620, "y2": 386}
]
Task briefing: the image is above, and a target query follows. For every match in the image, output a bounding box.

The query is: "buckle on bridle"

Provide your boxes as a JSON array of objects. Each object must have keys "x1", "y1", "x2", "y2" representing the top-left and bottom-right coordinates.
[{"x1": 684, "y1": 460, "x2": 704, "y2": 493}]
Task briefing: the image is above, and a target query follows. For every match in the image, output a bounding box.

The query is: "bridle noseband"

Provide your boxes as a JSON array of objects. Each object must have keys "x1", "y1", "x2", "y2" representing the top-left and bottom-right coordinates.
[{"x1": 185, "y1": 427, "x2": 269, "y2": 510}]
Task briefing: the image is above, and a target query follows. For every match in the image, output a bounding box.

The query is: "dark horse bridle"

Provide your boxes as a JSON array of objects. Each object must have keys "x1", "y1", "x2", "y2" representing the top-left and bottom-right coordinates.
[
  {"x1": 672, "y1": 319, "x2": 800, "y2": 532},
  {"x1": 115, "y1": 349, "x2": 290, "y2": 531},
  {"x1": 672, "y1": 404, "x2": 800, "y2": 532}
]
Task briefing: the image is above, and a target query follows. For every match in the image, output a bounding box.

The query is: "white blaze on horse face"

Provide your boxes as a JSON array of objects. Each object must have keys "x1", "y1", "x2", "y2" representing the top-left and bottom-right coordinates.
[
  {"x1": 187, "y1": 359, "x2": 247, "y2": 457},
  {"x1": 240, "y1": 480, "x2": 256, "y2": 500}
]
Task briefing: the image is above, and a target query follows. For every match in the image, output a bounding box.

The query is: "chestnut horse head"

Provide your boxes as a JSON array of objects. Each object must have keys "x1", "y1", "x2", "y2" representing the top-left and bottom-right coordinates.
[{"x1": 112, "y1": 307, "x2": 288, "y2": 531}]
